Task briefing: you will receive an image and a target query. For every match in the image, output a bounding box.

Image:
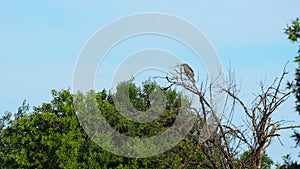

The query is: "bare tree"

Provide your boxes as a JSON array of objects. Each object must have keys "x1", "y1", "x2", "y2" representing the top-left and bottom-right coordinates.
[{"x1": 164, "y1": 64, "x2": 300, "y2": 169}]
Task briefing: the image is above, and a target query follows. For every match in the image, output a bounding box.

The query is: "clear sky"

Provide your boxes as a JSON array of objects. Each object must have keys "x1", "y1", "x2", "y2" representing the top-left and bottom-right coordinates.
[{"x1": 0, "y1": 0, "x2": 299, "y2": 166}]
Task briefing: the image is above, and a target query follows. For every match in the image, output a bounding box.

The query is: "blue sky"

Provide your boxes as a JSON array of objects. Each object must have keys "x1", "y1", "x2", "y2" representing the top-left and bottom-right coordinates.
[{"x1": 0, "y1": 0, "x2": 299, "y2": 165}]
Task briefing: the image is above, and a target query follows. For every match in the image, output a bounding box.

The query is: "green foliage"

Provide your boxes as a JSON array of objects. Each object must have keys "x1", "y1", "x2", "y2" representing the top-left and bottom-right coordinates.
[
  {"x1": 285, "y1": 18, "x2": 300, "y2": 163},
  {"x1": 292, "y1": 131, "x2": 300, "y2": 148},
  {"x1": 237, "y1": 150, "x2": 274, "y2": 169},
  {"x1": 286, "y1": 18, "x2": 300, "y2": 113},
  {"x1": 285, "y1": 18, "x2": 300, "y2": 43},
  {"x1": 0, "y1": 80, "x2": 209, "y2": 168},
  {"x1": 276, "y1": 154, "x2": 300, "y2": 169}
]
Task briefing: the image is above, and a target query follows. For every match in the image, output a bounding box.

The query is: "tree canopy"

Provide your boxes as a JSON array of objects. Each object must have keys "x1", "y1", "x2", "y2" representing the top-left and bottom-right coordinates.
[{"x1": 0, "y1": 80, "x2": 209, "y2": 169}]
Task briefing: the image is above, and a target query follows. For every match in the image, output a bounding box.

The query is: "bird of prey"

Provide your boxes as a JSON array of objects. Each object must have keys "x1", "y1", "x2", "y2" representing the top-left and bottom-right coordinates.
[{"x1": 182, "y1": 63, "x2": 195, "y2": 82}]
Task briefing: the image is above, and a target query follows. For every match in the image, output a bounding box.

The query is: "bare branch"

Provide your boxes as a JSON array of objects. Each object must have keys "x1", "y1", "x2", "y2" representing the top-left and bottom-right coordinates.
[{"x1": 165, "y1": 64, "x2": 295, "y2": 169}]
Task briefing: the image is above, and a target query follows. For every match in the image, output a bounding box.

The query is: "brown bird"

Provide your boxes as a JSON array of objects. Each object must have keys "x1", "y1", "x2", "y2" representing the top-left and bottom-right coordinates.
[{"x1": 182, "y1": 63, "x2": 195, "y2": 82}]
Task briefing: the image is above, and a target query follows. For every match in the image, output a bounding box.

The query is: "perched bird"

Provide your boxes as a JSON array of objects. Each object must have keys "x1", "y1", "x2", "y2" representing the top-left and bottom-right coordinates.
[{"x1": 182, "y1": 63, "x2": 195, "y2": 82}]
